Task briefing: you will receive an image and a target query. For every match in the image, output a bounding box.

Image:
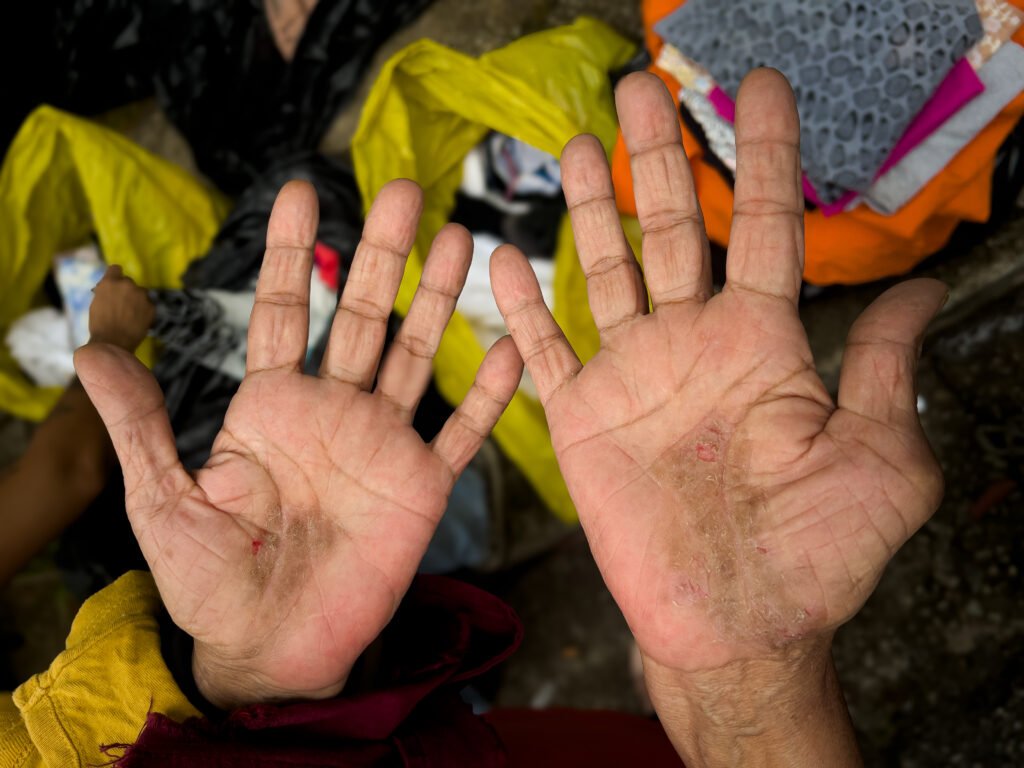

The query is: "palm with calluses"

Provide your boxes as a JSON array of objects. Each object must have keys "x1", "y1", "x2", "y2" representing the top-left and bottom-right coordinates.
[
  {"x1": 75, "y1": 180, "x2": 522, "y2": 707},
  {"x1": 490, "y1": 70, "x2": 945, "y2": 674}
]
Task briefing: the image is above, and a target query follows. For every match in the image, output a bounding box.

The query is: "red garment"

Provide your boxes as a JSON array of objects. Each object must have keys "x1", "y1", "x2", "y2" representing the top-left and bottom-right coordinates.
[
  {"x1": 485, "y1": 708, "x2": 683, "y2": 767},
  {"x1": 117, "y1": 575, "x2": 684, "y2": 767},
  {"x1": 118, "y1": 576, "x2": 519, "y2": 767}
]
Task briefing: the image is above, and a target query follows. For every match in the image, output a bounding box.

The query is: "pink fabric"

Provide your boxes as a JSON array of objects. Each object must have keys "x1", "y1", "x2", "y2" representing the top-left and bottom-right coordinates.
[
  {"x1": 875, "y1": 58, "x2": 984, "y2": 175},
  {"x1": 707, "y1": 86, "x2": 734, "y2": 122},
  {"x1": 803, "y1": 180, "x2": 859, "y2": 217},
  {"x1": 706, "y1": 59, "x2": 985, "y2": 217}
]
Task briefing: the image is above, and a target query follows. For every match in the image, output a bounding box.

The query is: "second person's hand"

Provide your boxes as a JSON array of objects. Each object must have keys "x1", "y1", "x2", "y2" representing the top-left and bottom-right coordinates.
[{"x1": 89, "y1": 264, "x2": 155, "y2": 351}]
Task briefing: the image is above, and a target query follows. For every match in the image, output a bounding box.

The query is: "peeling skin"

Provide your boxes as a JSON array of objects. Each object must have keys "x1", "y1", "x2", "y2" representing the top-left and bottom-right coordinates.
[
  {"x1": 649, "y1": 414, "x2": 810, "y2": 648},
  {"x1": 696, "y1": 442, "x2": 718, "y2": 462},
  {"x1": 248, "y1": 506, "x2": 336, "y2": 597}
]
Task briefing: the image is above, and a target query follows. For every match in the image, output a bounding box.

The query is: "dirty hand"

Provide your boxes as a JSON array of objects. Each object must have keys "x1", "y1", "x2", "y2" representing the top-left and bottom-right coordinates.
[
  {"x1": 491, "y1": 71, "x2": 944, "y2": 764},
  {"x1": 88, "y1": 264, "x2": 155, "y2": 351},
  {"x1": 74, "y1": 180, "x2": 521, "y2": 709}
]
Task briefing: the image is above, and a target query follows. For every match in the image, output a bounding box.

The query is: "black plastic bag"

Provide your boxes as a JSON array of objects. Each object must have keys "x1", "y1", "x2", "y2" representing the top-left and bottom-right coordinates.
[
  {"x1": 184, "y1": 152, "x2": 363, "y2": 292},
  {"x1": 149, "y1": 0, "x2": 434, "y2": 192},
  {"x1": 15, "y1": 0, "x2": 433, "y2": 191}
]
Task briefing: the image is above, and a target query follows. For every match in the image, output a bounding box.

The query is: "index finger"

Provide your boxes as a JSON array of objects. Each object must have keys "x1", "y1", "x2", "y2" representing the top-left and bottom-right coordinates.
[{"x1": 724, "y1": 68, "x2": 805, "y2": 306}]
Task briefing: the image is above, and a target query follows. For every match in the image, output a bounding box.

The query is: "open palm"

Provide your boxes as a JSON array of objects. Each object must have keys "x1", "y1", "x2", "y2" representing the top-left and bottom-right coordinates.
[
  {"x1": 75, "y1": 180, "x2": 521, "y2": 708},
  {"x1": 491, "y1": 71, "x2": 946, "y2": 674}
]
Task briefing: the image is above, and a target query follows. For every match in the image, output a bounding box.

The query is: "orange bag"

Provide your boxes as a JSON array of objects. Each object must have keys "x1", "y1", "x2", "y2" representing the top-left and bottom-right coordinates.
[{"x1": 612, "y1": 0, "x2": 1024, "y2": 285}]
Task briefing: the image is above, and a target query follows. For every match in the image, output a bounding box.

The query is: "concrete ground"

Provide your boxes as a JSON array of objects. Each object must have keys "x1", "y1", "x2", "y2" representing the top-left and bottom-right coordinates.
[{"x1": 2, "y1": 1, "x2": 1023, "y2": 765}]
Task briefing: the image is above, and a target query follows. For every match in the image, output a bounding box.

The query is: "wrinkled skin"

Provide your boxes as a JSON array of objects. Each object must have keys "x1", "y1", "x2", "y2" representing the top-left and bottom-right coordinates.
[
  {"x1": 75, "y1": 180, "x2": 522, "y2": 707},
  {"x1": 89, "y1": 264, "x2": 154, "y2": 349},
  {"x1": 489, "y1": 70, "x2": 946, "y2": 673},
  {"x1": 76, "y1": 69, "x2": 946, "y2": 718}
]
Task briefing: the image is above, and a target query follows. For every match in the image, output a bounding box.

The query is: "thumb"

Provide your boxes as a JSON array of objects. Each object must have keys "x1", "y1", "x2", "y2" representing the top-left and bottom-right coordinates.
[
  {"x1": 74, "y1": 343, "x2": 192, "y2": 519},
  {"x1": 836, "y1": 278, "x2": 947, "y2": 428}
]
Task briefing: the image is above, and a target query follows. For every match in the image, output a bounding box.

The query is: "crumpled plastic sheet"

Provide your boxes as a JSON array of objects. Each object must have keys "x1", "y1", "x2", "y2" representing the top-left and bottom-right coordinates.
[
  {"x1": 184, "y1": 153, "x2": 363, "y2": 292},
  {"x1": 39, "y1": 0, "x2": 434, "y2": 193}
]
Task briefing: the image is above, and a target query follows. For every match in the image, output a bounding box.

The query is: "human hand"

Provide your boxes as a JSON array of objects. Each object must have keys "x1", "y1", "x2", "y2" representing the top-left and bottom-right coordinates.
[
  {"x1": 88, "y1": 264, "x2": 155, "y2": 351},
  {"x1": 74, "y1": 180, "x2": 522, "y2": 709},
  {"x1": 490, "y1": 71, "x2": 944, "y2": 764}
]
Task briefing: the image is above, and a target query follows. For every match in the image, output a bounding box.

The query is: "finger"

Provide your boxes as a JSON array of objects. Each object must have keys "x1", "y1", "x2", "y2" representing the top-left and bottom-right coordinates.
[
  {"x1": 617, "y1": 71, "x2": 712, "y2": 307},
  {"x1": 725, "y1": 68, "x2": 805, "y2": 305},
  {"x1": 489, "y1": 244, "x2": 582, "y2": 406},
  {"x1": 837, "y1": 279, "x2": 948, "y2": 427},
  {"x1": 320, "y1": 179, "x2": 423, "y2": 388},
  {"x1": 561, "y1": 134, "x2": 647, "y2": 335},
  {"x1": 107, "y1": 264, "x2": 124, "y2": 280},
  {"x1": 246, "y1": 180, "x2": 318, "y2": 374},
  {"x1": 74, "y1": 343, "x2": 193, "y2": 523},
  {"x1": 432, "y1": 335, "x2": 523, "y2": 478},
  {"x1": 376, "y1": 223, "x2": 472, "y2": 419}
]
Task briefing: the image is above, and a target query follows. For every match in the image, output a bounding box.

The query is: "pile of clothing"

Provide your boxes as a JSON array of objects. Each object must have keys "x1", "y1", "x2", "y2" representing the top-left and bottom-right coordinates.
[
  {"x1": 612, "y1": 0, "x2": 1024, "y2": 284},
  {"x1": 451, "y1": 132, "x2": 563, "y2": 399}
]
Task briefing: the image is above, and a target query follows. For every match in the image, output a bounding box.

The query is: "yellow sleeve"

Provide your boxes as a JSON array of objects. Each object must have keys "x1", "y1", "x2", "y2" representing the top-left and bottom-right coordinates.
[
  {"x1": 0, "y1": 691, "x2": 38, "y2": 768},
  {"x1": 1, "y1": 571, "x2": 200, "y2": 767}
]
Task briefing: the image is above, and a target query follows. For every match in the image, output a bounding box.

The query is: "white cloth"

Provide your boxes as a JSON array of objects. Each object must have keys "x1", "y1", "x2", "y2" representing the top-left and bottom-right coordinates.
[
  {"x1": 457, "y1": 232, "x2": 554, "y2": 399},
  {"x1": 5, "y1": 307, "x2": 76, "y2": 387}
]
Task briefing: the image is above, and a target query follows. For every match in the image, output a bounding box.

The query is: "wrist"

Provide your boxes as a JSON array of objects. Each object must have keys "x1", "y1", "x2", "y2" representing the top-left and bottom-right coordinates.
[
  {"x1": 192, "y1": 641, "x2": 347, "y2": 711},
  {"x1": 642, "y1": 636, "x2": 862, "y2": 768}
]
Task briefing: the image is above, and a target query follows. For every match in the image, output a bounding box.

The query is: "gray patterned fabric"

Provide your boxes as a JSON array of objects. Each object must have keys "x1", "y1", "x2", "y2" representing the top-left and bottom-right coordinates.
[
  {"x1": 655, "y1": 0, "x2": 983, "y2": 202},
  {"x1": 865, "y1": 41, "x2": 1024, "y2": 214}
]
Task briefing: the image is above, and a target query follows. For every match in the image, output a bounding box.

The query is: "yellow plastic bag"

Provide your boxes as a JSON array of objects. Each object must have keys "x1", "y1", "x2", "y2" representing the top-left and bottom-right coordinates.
[
  {"x1": 352, "y1": 19, "x2": 635, "y2": 523},
  {"x1": 0, "y1": 106, "x2": 230, "y2": 422}
]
